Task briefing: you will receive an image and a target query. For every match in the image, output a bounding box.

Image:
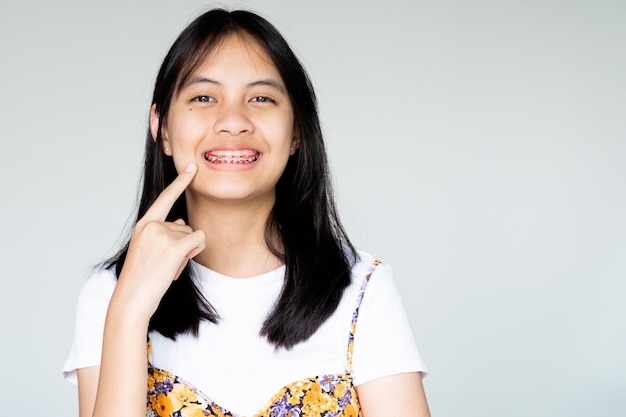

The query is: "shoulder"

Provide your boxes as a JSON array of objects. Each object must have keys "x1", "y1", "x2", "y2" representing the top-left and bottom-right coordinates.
[
  {"x1": 349, "y1": 251, "x2": 428, "y2": 384},
  {"x1": 350, "y1": 250, "x2": 395, "y2": 292},
  {"x1": 351, "y1": 250, "x2": 385, "y2": 274},
  {"x1": 63, "y1": 266, "x2": 118, "y2": 382},
  {"x1": 346, "y1": 250, "x2": 400, "y2": 323},
  {"x1": 74, "y1": 266, "x2": 118, "y2": 315},
  {"x1": 85, "y1": 264, "x2": 118, "y2": 287}
]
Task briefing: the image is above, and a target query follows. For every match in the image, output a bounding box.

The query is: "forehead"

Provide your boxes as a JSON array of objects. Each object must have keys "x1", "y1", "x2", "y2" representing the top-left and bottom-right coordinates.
[{"x1": 187, "y1": 33, "x2": 282, "y2": 84}]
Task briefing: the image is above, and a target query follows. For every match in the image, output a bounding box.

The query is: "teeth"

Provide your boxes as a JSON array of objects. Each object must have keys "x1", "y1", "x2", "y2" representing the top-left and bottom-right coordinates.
[{"x1": 203, "y1": 151, "x2": 259, "y2": 164}]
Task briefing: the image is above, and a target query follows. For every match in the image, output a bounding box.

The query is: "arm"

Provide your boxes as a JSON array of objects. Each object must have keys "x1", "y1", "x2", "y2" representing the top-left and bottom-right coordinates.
[
  {"x1": 89, "y1": 293, "x2": 152, "y2": 417},
  {"x1": 77, "y1": 366, "x2": 99, "y2": 417},
  {"x1": 76, "y1": 163, "x2": 205, "y2": 417},
  {"x1": 351, "y1": 260, "x2": 430, "y2": 416},
  {"x1": 74, "y1": 278, "x2": 151, "y2": 417},
  {"x1": 356, "y1": 372, "x2": 430, "y2": 417}
]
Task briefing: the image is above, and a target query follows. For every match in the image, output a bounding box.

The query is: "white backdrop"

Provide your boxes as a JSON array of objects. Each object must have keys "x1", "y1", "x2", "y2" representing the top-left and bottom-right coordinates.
[{"x1": 1, "y1": 1, "x2": 624, "y2": 416}]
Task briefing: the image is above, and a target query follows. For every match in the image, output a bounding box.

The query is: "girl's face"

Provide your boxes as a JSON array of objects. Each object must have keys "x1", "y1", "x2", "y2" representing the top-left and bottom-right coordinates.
[{"x1": 152, "y1": 34, "x2": 297, "y2": 206}]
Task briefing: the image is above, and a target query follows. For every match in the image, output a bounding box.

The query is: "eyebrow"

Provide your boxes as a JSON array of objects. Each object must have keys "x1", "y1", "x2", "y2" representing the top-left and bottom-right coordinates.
[
  {"x1": 181, "y1": 76, "x2": 286, "y2": 95},
  {"x1": 248, "y1": 79, "x2": 286, "y2": 95}
]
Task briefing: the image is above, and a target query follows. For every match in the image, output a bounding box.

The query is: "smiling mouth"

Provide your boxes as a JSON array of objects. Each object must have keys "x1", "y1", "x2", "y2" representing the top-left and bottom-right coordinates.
[{"x1": 203, "y1": 150, "x2": 260, "y2": 164}]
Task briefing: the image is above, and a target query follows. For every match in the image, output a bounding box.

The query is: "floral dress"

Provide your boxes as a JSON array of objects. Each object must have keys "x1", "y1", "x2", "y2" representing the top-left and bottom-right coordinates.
[{"x1": 146, "y1": 261, "x2": 381, "y2": 417}]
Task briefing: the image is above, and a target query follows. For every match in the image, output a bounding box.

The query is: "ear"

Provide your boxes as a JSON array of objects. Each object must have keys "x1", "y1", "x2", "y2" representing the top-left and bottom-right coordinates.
[
  {"x1": 289, "y1": 134, "x2": 300, "y2": 156},
  {"x1": 150, "y1": 104, "x2": 172, "y2": 156}
]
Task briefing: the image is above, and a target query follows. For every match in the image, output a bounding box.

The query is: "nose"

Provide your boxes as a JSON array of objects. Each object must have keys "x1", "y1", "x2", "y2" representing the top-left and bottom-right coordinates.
[{"x1": 213, "y1": 103, "x2": 254, "y2": 136}]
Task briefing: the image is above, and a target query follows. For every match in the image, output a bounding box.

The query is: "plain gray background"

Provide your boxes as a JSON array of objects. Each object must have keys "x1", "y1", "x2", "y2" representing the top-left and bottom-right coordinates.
[{"x1": 1, "y1": 0, "x2": 625, "y2": 415}]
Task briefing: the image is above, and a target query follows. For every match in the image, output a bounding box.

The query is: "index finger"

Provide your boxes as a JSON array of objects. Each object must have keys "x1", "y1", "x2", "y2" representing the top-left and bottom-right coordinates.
[{"x1": 143, "y1": 162, "x2": 197, "y2": 221}]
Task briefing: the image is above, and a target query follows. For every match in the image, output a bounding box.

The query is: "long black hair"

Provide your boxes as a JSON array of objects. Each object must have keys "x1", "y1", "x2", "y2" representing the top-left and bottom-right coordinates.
[{"x1": 105, "y1": 9, "x2": 357, "y2": 349}]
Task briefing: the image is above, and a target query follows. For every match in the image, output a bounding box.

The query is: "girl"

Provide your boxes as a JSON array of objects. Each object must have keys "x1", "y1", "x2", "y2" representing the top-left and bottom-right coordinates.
[{"x1": 64, "y1": 9, "x2": 430, "y2": 417}]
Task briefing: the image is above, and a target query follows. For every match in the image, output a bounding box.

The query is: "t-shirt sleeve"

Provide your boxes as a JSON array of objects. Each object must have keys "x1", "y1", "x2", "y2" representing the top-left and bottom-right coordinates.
[
  {"x1": 62, "y1": 267, "x2": 117, "y2": 385},
  {"x1": 350, "y1": 261, "x2": 428, "y2": 385}
]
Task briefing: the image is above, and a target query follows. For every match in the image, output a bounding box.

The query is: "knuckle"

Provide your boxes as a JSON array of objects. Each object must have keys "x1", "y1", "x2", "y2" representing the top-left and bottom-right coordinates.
[{"x1": 142, "y1": 220, "x2": 160, "y2": 232}]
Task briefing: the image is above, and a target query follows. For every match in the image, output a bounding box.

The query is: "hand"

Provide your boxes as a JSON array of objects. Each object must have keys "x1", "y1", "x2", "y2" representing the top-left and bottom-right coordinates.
[{"x1": 114, "y1": 162, "x2": 206, "y2": 319}]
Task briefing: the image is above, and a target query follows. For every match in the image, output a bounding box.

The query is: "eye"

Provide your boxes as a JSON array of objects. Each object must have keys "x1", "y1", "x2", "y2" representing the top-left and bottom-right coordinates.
[
  {"x1": 192, "y1": 95, "x2": 216, "y2": 103},
  {"x1": 250, "y1": 96, "x2": 276, "y2": 104}
]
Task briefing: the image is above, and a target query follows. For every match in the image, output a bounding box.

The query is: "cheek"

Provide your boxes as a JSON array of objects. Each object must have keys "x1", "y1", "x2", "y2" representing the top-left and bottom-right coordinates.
[
  {"x1": 272, "y1": 112, "x2": 295, "y2": 146},
  {"x1": 167, "y1": 111, "x2": 210, "y2": 146}
]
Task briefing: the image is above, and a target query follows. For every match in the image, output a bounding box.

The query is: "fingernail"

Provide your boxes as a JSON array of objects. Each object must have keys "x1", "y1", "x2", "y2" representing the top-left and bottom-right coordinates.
[{"x1": 185, "y1": 163, "x2": 196, "y2": 172}]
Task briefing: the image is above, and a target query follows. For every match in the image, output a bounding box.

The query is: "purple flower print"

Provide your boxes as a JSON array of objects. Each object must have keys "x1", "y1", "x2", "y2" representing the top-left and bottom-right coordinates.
[
  {"x1": 338, "y1": 390, "x2": 352, "y2": 408},
  {"x1": 269, "y1": 393, "x2": 302, "y2": 417},
  {"x1": 320, "y1": 375, "x2": 341, "y2": 393},
  {"x1": 154, "y1": 379, "x2": 174, "y2": 395}
]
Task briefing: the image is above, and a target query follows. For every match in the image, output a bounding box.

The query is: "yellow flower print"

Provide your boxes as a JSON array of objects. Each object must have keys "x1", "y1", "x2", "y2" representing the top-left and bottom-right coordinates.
[
  {"x1": 301, "y1": 383, "x2": 335, "y2": 414},
  {"x1": 343, "y1": 402, "x2": 359, "y2": 417},
  {"x1": 180, "y1": 403, "x2": 209, "y2": 417},
  {"x1": 286, "y1": 382, "x2": 306, "y2": 406},
  {"x1": 155, "y1": 394, "x2": 176, "y2": 416},
  {"x1": 147, "y1": 393, "x2": 157, "y2": 409},
  {"x1": 333, "y1": 382, "x2": 347, "y2": 398},
  {"x1": 302, "y1": 382, "x2": 323, "y2": 404},
  {"x1": 169, "y1": 384, "x2": 198, "y2": 410}
]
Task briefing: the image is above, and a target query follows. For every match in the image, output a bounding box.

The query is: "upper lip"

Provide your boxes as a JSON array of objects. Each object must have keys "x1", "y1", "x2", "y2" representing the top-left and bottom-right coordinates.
[{"x1": 202, "y1": 143, "x2": 261, "y2": 153}]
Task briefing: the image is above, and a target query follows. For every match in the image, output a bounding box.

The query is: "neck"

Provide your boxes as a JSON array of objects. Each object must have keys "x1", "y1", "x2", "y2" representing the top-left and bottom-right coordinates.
[{"x1": 186, "y1": 195, "x2": 283, "y2": 278}]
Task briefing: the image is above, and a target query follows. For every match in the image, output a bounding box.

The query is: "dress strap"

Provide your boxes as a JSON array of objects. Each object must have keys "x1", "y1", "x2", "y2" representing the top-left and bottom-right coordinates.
[
  {"x1": 146, "y1": 334, "x2": 153, "y2": 367},
  {"x1": 345, "y1": 259, "x2": 381, "y2": 375}
]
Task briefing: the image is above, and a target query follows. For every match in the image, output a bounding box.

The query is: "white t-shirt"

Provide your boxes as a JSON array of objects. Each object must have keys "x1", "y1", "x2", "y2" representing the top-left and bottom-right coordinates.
[{"x1": 63, "y1": 251, "x2": 427, "y2": 416}]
